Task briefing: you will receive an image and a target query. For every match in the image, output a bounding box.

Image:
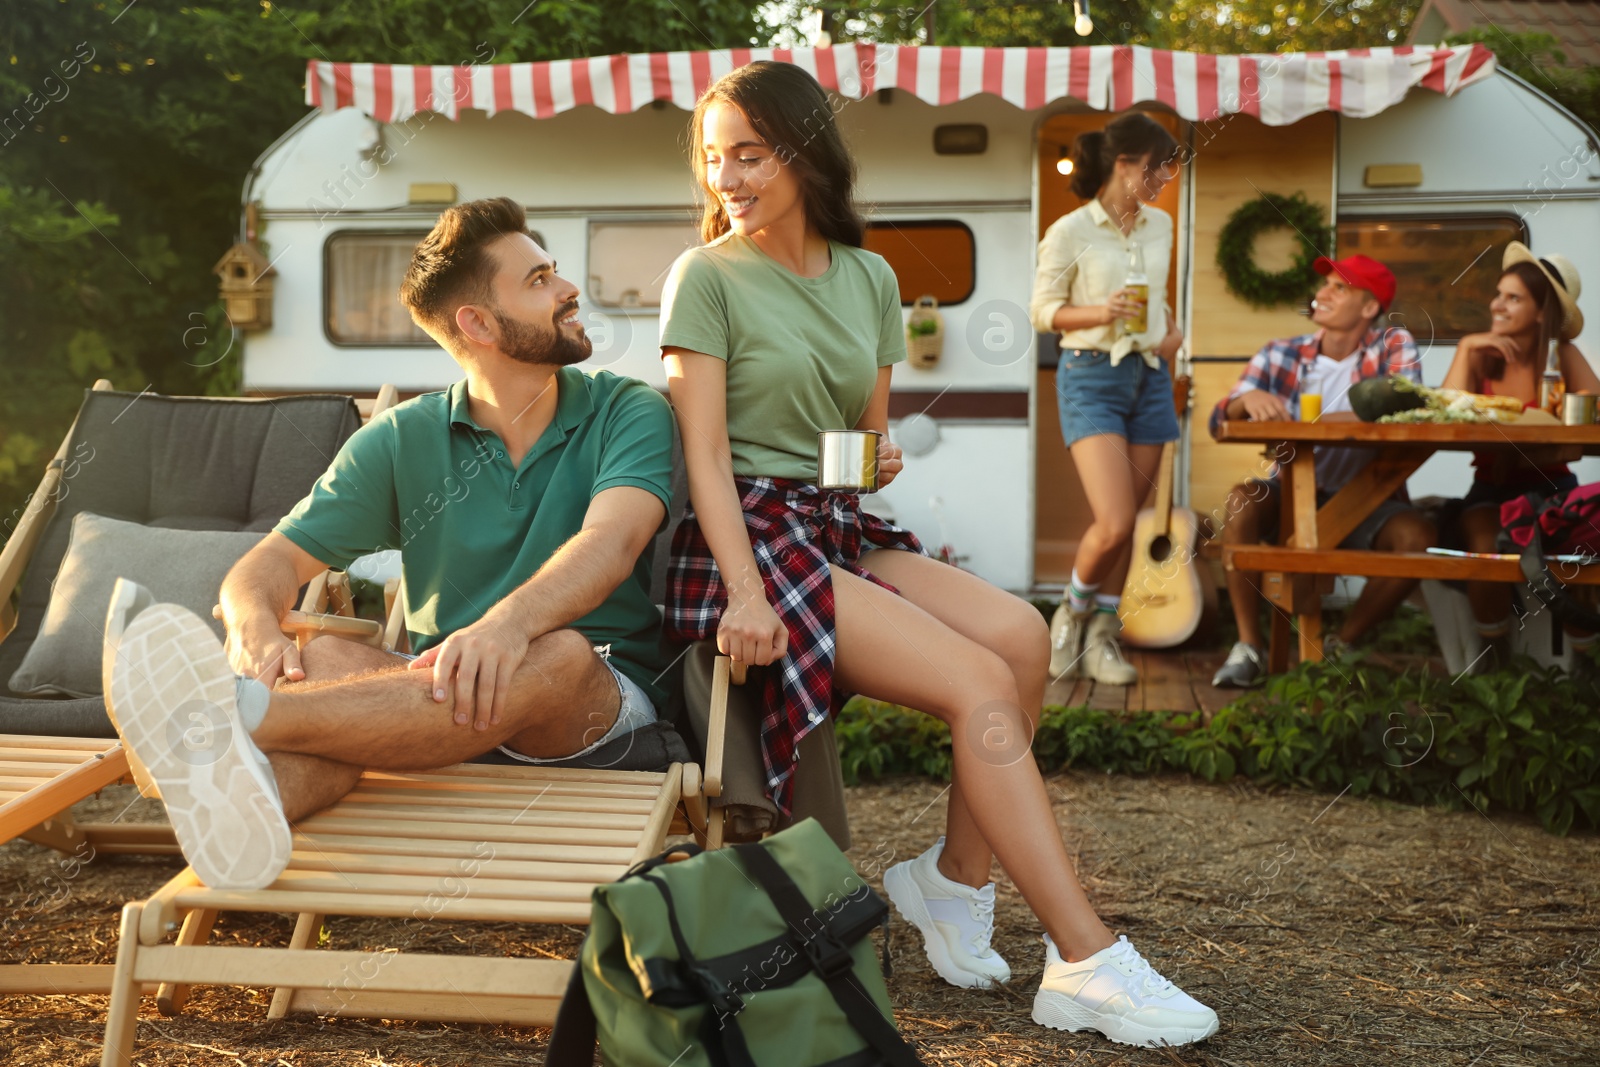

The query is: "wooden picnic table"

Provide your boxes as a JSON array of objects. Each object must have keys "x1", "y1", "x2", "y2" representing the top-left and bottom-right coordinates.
[{"x1": 1214, "y1": 413, "x2": 1600, "y2": 668}]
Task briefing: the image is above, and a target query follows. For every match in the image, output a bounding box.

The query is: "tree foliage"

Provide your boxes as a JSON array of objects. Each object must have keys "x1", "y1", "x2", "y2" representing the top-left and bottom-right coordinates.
[
  {"x1": 1150, "y1": 0, "x2": 1423, "y2": 53},
  {"x1": 0, "y1": 0, "x2": 768, "y2": 546},
  {"x1": 1446, "y1": 29, "x2": 1600, "y2": 135}
]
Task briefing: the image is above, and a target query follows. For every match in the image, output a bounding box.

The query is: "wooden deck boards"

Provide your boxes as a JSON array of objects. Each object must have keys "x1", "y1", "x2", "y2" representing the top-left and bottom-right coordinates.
[{"x1": 1043, "y1": 649, "x2": 1244, "y2": 717}]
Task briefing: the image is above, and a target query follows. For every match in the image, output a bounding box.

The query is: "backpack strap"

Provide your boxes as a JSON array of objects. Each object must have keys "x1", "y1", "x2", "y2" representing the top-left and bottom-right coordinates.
[
  {"x1": 1518, "y1": 538, "x2": 1600, "y2": 633},
  {"x1": 733, "y1": 843, "x2": 926, "y2": 1067},
  {"x1": 544, "y1": 960, "x2": 600, "y2": 1067}
]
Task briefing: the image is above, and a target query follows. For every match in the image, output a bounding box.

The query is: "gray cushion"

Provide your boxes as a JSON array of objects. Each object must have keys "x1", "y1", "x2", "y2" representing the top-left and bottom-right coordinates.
[
  {"x1": 9, "y1": 513, "x2": 265, "y2": 698},
  {"x1": 0, "y1": 389, "x2": 362, "y2": 733}
]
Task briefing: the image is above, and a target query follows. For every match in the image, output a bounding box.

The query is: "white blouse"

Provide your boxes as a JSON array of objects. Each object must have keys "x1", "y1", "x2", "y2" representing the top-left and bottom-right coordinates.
[{"x1": 1029, "y1": 199, "x2": 1174, "y2": 368}]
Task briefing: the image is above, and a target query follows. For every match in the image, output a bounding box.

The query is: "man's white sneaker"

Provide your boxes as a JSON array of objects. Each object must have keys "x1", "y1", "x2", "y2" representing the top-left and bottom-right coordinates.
[
  {"x1": 1081, "y1": 612, "x2": 1138, "y2": 686},
  {"x1": 883, "y1": 838, "x2": 1012, "y2": 988},
  {"x1": 106, "y1": 590, "x2": 291, "y2": 891},
  {"x1": 1048, "y1": 603, "x2": 1088, "y2": 680},
  {"x1": 1032, "y1": 934, "x2": 1218, "y2": 1048}
]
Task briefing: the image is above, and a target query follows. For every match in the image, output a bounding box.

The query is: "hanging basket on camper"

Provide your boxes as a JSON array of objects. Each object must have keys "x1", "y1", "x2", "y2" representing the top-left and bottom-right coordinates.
[
  {"x1": 906, "y1": 295, "x2": 944, "y2": 369},
  {"x1": 1215, "y1": 193, "x2": 1330, "y2": 309}
]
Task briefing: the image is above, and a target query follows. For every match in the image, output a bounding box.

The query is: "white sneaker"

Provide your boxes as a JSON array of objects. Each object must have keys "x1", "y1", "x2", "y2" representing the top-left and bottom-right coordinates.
[
  {"x1": 106, "y1": 587, "x2": 292, "y2": 891},
  {"x1": 883, "y1": 838, "x2": 1012, "y2": 988},
  {"x1": 1032, "y1": 934, "x2": 1218, "y2": 1047},
  {"x1": 1081, "y1": 612, "x2": 1138, "y2": 686},
  {"x1": 1048, "y1": 603, "x2": 1089, "y2": 680}
]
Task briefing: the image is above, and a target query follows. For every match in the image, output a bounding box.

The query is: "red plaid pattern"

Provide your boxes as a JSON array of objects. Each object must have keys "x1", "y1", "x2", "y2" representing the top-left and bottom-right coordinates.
[{"x1": 666, "y1": 476, "x2": 927, "y2": 815}]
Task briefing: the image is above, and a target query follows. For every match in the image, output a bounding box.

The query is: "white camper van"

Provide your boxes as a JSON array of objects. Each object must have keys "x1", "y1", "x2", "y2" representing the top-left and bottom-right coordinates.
[{"x1": 234, "y1": 43, "x2": 1600, "y2": 594}]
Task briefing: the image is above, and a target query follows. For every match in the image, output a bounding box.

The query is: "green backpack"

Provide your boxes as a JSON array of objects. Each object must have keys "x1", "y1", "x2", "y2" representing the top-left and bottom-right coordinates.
[{"x1": 545, "y1": 818, "x2": 925, "y2": 1067}]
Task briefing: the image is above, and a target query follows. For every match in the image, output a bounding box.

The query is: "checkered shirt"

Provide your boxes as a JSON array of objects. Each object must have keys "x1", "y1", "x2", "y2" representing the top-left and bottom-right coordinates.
[
  {"x1": 665, "y1": 476, "x2": 927, "y2": 815},
  {"x1": 1207, "y1": 325, "x2": 1421, "y2": 438}
]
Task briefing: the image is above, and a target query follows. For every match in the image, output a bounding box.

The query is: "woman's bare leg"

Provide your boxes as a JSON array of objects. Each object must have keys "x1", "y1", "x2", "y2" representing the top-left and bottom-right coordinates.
[
  {"x1": 831, "y1": 566, "x2": 1115, "y2": 960},
  {"x1": 1067, "y1": 435, "x2": 1162, "y2": 591},
  {"x1": 857, "y1": 549, "x2": 1049, "y2": 889},
  {"x1": 1462, "y1": 504, "x2": 1514, "y2": 627}
]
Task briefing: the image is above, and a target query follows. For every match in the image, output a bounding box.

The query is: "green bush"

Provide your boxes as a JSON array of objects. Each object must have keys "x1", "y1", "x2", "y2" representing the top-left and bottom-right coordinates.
[{"x1": 836, "y1": 651, "x2": 1600, "y2": 835}]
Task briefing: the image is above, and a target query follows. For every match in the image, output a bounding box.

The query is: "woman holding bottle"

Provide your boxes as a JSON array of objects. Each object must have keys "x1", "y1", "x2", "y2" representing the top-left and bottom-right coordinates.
[
  {"x1": 1030, "y1": 112, "x2": 1185, "y2": 684},
  {"x1": 1438, "y1": 242, "x2": 1596, "y2": 667}
]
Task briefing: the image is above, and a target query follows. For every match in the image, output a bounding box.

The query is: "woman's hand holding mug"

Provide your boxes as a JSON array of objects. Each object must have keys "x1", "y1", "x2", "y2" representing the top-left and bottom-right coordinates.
[{"x1": 876, "y1": 439, "x2": 903, "y2": 489}]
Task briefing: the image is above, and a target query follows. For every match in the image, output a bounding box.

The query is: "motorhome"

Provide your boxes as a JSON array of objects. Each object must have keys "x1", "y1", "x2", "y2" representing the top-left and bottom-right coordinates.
[{"x1": 235, "y1": 43, "x2": 1600, "y2": 596}]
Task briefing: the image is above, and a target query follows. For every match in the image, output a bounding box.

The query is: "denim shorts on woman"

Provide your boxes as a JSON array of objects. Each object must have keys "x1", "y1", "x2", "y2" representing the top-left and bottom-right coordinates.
[{"x1": 1055, "y1": 349, "x2": 1180, "y2": 448}]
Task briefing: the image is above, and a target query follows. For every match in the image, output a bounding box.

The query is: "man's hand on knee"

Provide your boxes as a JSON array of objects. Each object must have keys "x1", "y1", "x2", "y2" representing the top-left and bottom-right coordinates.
[{"x1": 409, "y1": 614, "x2": 531, "y2": 732}]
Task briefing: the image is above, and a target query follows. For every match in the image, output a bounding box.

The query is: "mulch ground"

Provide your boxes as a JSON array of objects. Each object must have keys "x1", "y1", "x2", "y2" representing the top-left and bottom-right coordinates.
[{"x1": 3, "y1": 772, "x2": 1596, "y2": 1066}]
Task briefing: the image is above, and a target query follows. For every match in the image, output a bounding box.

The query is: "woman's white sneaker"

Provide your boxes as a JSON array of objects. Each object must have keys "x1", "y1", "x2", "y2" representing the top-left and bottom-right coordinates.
[
  {"x1": 883, "y1": 838, "x2": 1012, "y2": 988},
  {"x1": 1032, "y1": 934, "x2": 1218, "y2": 1047}
]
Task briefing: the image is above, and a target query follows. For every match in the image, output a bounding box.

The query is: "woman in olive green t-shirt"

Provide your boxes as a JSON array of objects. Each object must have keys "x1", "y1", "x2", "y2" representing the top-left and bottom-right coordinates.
[{"x1": 658, "y1": 61, "x2": 1216, "y2": 1046}]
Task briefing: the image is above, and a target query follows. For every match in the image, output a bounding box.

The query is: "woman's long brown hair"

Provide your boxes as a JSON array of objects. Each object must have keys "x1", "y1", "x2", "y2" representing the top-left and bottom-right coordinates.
[{"x1": 689, "y1": 61, "x2": 866, "y2": 248}]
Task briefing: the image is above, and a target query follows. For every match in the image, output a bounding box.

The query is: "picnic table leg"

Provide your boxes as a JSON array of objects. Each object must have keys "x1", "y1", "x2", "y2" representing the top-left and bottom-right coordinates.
[{"x1": 1286, "y1": 445, "x2": 1323, "y2": 663}]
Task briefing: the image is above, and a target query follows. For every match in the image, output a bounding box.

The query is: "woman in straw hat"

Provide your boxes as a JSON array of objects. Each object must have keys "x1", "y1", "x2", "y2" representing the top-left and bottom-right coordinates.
[{"x1": 1440, "y1": 242, "x2": 1597, "y2": 668}]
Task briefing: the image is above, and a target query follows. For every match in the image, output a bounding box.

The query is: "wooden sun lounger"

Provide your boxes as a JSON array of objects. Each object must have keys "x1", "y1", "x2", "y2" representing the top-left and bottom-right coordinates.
[
  {"x1": 0, "y1": 382, "x2": 397, "y2": 997},
  {"x1": 98, "y1": 665, "x2": 730, "y2": 1066}
]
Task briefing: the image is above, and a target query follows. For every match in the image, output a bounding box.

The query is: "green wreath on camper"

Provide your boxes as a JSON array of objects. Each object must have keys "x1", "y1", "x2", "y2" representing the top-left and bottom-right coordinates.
[{"x1": 1215, "y1": 192, "x2": 1330, "y2": 309}]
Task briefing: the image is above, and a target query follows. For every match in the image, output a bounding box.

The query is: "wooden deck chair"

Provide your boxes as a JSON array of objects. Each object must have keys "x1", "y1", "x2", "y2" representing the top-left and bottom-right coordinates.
[
  {"x1": 97, "y1": 611, "x2": 734, "y2": 1065},
  {"x1": 0, "y1": 381, "x2": 388, "y2": 997}
]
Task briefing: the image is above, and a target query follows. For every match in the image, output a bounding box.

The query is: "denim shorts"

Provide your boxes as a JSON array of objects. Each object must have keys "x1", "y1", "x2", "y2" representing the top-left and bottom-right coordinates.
[
  {"x1": 399, "y1": 643, "x2": 657, "y2": 763},
  {"x1": 1056, "y1": 349, "x2": 1180, "y2": 448},
  {"x1": 497, "y1": 649, "x2": 657, "y2": 764}
]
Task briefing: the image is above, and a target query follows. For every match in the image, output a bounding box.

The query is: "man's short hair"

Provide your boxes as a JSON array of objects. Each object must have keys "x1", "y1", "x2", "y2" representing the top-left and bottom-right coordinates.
[{"x1": 400, "y1": 196, "x2": 529, "y2": 343}]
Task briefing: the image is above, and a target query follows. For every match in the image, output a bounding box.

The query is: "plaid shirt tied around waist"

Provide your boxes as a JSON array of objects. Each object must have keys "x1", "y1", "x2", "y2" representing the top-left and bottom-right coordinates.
[{"x1": 665, "y1": 476, "x2": 927, "y2": 815}]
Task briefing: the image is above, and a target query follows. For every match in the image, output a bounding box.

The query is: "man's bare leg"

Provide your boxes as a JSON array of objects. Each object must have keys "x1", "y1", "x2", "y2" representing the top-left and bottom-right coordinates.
[
  {"x1": 1337, "y1": 510, "x2": 1435, "y2": 645},
  {"x1": 251, "y1": 627, "x2": 619, "y2": 773},
  {"x1": 268, "y1": 636, "x2": 410, "y2": 821},
  {"x1": 1221, "y1": 485, "x2": 1271, "y2": 649}
]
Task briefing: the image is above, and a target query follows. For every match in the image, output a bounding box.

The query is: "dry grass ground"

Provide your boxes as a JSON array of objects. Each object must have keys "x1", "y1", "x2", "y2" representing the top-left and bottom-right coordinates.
[{"x1": 3, "y1": 771, "x2": 1596, "y2": 1066}]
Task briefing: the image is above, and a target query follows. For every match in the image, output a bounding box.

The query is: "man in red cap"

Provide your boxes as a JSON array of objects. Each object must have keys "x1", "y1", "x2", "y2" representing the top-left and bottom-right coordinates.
[{"x1": 1208, "y1": 254, "x2": 1435, "y2": 687}]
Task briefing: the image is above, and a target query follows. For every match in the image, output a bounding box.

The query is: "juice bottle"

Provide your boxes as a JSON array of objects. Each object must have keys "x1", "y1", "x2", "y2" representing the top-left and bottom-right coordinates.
[{"x1": 1123, "y1": 244, "x2": 1148, "y2": 336}]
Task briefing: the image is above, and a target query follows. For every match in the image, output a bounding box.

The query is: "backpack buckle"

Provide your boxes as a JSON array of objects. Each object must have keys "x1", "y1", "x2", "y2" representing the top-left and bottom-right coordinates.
[
  {"x1": 800, "y1": 927, "x2": 854, "y2": 981},
  {"x1": 686, "y1": 963, "x2": 745, "y2": 1016}
]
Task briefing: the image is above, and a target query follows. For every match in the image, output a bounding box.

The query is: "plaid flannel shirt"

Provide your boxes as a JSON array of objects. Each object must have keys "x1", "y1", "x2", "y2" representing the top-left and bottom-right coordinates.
[
  {"x1": 1207, "y1": 325, "x2": 1421, "y2": 439},
  {"x1": 665, "y1": 477, "x2": 927, "y2": 816}
]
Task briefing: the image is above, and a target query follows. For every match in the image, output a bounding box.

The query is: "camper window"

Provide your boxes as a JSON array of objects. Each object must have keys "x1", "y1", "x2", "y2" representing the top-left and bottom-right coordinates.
[
  {"x1": 323, "y1": 228, "x2": 545, "y2": 346},
  {"x1": 863, "y1": 220, "x2": 975, "y2": 306},
  {"x1": 1334, "y1": 215, "x2": 1526, "y2": 344},
  {"x1": 588, "y1": 221, "x2": 700, "y2": 309}
]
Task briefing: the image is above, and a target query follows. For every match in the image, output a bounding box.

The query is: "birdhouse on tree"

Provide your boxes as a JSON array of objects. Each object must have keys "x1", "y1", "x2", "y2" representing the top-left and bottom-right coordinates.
[{"x1": 213, "y1": 242, "x2": 275, "y2": 330}]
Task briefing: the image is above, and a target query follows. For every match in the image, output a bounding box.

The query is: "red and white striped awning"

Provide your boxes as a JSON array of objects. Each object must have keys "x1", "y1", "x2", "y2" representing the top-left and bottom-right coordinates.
[{"x1": 306, "y1": 43, "x2": 1495, "y2": 129}]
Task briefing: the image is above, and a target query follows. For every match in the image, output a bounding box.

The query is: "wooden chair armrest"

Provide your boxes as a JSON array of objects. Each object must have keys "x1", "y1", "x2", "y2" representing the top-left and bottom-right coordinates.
[
  {"x1": 211, "y1": 605, "x2": 385, "y2": 647},
  {"x1": 703, "y1": 656, "x2": 747, "y2": 798}
]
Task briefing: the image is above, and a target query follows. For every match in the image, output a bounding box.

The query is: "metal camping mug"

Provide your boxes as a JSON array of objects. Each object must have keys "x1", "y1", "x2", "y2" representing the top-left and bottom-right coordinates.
[
  {"x1": 816, "y1": 429, "x2": 881, "y2": 492},
  {"x1": 1563, "y1": 392, "x2": 1598, "y2": 425}
]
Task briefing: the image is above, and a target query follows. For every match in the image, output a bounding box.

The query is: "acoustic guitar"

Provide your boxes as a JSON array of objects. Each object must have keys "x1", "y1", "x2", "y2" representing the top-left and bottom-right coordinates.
[{"x1": 1119, "y1": 370, "x2": 1203, "y2": 649}]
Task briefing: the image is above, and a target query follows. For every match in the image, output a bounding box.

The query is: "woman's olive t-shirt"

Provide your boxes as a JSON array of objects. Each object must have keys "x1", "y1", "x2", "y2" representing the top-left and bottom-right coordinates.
[{"x1": 659, "y1": 233, "x2": 906, "y2": 480}]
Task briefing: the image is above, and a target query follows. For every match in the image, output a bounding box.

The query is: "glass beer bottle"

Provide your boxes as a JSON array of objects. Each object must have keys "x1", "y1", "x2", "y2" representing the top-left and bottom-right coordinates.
[{"x1": 1123, "y1": 244, "x2": 1149, "y2": 336}]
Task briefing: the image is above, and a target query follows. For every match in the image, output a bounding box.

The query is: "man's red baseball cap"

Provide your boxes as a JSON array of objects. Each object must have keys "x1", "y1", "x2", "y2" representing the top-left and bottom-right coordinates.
[{"x1": 1313, "y1": 254, "x2": 1396, "y2": 310}]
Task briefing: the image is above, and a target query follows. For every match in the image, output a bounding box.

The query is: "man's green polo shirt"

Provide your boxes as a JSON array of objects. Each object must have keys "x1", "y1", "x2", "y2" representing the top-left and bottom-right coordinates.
[{"x1": 275, "y1": 366, "x2": 675, "y2": 707}]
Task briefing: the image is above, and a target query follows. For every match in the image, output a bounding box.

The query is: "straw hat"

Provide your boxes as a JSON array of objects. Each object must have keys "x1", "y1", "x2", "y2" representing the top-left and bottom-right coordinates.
[{"x1": 1503, "y1": 241, "x2": 1583, "y2": 340}]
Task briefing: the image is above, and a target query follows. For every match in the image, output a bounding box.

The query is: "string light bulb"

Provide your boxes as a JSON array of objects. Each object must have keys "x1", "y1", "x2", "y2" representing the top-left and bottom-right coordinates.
[{"x1": 1073, "y1": 0, "x2": 1094, "y2": 35}]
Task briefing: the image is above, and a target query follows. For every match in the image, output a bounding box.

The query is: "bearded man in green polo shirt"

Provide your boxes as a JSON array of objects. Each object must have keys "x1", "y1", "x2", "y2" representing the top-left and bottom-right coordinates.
[{"x1": 101, "y1": 197, "x2": 677, "y2": 891}]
